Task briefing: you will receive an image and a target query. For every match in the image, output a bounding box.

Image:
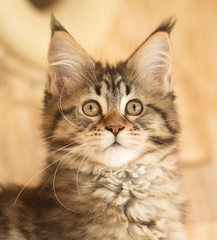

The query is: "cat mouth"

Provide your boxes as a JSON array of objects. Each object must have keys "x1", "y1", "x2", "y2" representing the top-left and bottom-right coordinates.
[
  {"x1": 104, "y1": 141, "x2": 124, "y2": 151},
  {"x1": 111, "y1": 142, "x2": 122, "y2": 147}
]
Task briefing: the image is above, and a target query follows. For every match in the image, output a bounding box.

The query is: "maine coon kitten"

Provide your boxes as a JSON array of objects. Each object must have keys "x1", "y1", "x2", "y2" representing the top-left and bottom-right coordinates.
[{"x1": 0, "y1": 16, "x2": 185, "y2": 240}]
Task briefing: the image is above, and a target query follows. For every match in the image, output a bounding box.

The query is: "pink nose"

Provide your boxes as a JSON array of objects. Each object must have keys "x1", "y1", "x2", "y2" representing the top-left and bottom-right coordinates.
[{"x1": 106, "y1": 125, "x2": 124, "y2": 136}]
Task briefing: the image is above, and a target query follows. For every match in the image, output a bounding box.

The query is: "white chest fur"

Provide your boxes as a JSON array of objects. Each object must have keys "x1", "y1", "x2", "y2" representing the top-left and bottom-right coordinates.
[{"x1": 90, "y1": 161, "x2": 185, "y2": 240}]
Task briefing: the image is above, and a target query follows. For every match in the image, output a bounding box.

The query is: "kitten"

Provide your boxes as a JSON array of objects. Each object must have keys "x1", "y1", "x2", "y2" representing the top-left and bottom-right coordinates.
[{"x1": 0, "y1": 16, "x2": 185, "y2": 240}]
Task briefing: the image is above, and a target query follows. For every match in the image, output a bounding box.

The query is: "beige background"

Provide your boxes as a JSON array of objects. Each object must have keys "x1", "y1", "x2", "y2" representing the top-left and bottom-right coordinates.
[{"x1": 0, "y1": 0, "x2": 217, "y2": 239}]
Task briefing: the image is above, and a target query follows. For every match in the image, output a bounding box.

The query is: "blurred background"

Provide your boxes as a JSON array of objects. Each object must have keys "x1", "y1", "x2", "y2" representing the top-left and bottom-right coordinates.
[{"x1": 0, "y1": 0, "x2": 217, "y2": 239}]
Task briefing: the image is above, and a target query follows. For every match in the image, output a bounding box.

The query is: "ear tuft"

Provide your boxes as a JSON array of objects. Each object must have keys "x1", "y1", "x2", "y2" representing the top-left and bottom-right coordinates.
[
  {"x1": 50, "y1": 14, "x2": 68, "y2": 37},
  {"x1": 47, "y1": 18, "x2": 95, "y2": 96},
  {"x1": 151, "y1": 17, "x2": 176, "y2": 36},
  {"x1": 127, "y1": 28, "x2": 173, "y2": 95}
]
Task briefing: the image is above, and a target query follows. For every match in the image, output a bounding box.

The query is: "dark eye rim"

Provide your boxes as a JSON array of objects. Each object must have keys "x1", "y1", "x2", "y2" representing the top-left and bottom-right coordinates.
[
  {"x1": 82, "y1": 99, "x2": 102, "y2": 117},
  {"x1": 125, "y1": 99, "x2": 143, "y2": 116}
]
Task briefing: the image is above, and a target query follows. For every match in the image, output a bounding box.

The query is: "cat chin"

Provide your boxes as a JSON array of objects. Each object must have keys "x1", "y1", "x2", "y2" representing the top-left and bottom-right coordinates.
[{"x1": 93, "y1": 146, "x2": 139, "y2": 168}]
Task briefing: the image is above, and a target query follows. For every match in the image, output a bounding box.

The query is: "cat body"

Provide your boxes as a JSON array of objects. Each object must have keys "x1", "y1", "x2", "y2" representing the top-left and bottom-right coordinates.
[
  {"x1": 0, "y1": 158, "x2": 183, "y2": 240},
  {"x1": 0, "y1": 17, "x2": 185, "y2": 239}
]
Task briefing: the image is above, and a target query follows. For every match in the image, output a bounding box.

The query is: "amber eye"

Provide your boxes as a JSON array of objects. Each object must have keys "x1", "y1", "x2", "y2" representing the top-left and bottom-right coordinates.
[
  {"x1": 126, "y1": 100, "x2": 143, "y2": 116},
  {"x1": 82, "y1": 100, "x2": 101, "y2": 117}
]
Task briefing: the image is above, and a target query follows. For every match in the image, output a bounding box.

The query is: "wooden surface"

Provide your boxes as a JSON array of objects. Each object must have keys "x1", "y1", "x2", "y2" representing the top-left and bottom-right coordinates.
[{"x1": 0, "y1": 0, "x2": 217, "y2": 239}]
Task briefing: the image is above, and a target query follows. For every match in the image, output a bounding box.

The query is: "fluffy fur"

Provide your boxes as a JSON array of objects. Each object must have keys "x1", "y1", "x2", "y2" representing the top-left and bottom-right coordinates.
[{"x1": 0, "y1": 17, "x2": 185, "y2": 239}]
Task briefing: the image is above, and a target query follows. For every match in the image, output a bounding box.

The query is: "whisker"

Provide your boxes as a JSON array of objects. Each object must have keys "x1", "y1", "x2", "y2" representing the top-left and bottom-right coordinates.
[
  {"x1": 149, "y1": 137, "x2": 173, "y2": 147},
  {"x1": 80, "y1": 146, "x2": 96, "y2": 171},
  {"x1": 47, "y1": 137, "x2": 90, "y2": 152},
  {"x1": 13, "y1": 141, "x2": 91, "y2": 205},
  {"x1": 52, "y1": 141, "x2": 94, "y2": 212},
  {"x1": 58, "y1": 79, "x2": 86, "y2": 131},
  {"x1": 37, "y1": 173, "x2": 54, "y2": 195},
  {"x1": 53, "y1": 144, "x2": 88, "y2": 180},
  {"x1": 52, "y1": 148, "x2": 79, "y2": 213},
  {"x1": 13, "y1": 158, "x2": 64, "y2": 206},
  {"x1": 75, "y1": 146, "x2": 95, "y2": 195},
  {"x1": 24, "y1": 133, "x2": 89, "y2": 150}
]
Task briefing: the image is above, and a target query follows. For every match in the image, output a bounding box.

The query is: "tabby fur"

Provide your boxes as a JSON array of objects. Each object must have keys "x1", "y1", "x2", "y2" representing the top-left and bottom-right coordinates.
[{"x1": 0, "y1": 16, "x2": 185, "y2": 240}]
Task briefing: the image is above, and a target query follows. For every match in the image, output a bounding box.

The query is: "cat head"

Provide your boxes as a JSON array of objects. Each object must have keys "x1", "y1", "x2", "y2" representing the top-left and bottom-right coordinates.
[{"x1": 43, "y1": 16, "x2": 179, "y2": 169}]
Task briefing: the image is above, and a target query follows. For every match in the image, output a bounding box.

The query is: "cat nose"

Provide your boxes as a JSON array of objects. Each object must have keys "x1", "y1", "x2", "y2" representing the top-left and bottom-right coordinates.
[{"x1": 105, "y1": 125, "x2": 124, "y2": 136}]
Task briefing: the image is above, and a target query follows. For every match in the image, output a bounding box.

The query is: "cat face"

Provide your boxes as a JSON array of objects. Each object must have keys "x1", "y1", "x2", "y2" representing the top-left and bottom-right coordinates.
[{"x1": 43, "y1": 17, "x2": 178, "y2": 168}]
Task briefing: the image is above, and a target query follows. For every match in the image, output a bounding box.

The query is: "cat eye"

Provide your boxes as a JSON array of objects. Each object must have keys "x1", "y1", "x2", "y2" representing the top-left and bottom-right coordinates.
[
  {"x1": 82, "y1": 100, "x2": 101, "y2": 117},
  {"x1": 126, "y1": 100, "x2": 143, "y2": 116}
]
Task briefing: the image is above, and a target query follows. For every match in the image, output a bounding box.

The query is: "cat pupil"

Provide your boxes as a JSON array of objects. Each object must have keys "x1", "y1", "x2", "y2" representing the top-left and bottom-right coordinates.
[
  {"x1": 133, "y1": 104, "x2": 136, "y2": 111},
  {"x1": 89, "y1": 105, "x2": 93, "y2": 112}
]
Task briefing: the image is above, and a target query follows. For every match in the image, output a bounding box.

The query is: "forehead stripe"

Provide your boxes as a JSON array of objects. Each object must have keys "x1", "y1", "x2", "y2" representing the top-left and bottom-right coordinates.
[
  {"x1": 95, "y1": 85, "x2": 101, "y2": 95},
  {"x1": 102, "y1": 79, "x2": 110, "y2": 90},
  {"x1": 117, "y1": 79, "x2": 131, "y2": 95}
]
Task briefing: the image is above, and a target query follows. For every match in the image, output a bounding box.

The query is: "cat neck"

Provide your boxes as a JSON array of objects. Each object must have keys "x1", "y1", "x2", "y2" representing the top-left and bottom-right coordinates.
[
  {"x1": 46, "y1": 142, "x2": 177, "y2": 174},
  {"x1": 43, "y1": 145, "x2": 178, "y2": 199}
]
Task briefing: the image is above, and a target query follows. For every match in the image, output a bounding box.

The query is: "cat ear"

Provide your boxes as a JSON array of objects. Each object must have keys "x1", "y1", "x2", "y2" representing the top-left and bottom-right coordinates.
[
  {"x1": 47, "y1": 16, "x2": 95, "y2": 96},
  {"x1": 127, "y1": 19, "x2": 175, "y2": 95}
]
